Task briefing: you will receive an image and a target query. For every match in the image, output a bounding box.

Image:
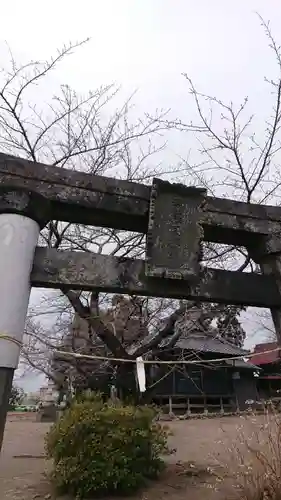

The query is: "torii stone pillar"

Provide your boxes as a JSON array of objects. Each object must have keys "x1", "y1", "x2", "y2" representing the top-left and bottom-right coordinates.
[
  {"x1": 249, "y1": 236, "x2": 281, "y2": 346},
  {"x1": 0, "y1": 187, "x2": 49, "y2": 451}
]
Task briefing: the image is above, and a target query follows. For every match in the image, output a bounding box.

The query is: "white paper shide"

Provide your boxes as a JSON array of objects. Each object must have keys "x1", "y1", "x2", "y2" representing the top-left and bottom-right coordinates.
[{"x1": 136, "y1": 356, "x2": 146, "y2": 392}]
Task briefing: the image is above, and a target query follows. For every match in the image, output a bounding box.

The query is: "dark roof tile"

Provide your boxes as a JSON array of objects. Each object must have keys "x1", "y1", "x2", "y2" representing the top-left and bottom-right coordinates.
[{"x1": 167, "y1": 335, "x2": 248, "y2": 356}]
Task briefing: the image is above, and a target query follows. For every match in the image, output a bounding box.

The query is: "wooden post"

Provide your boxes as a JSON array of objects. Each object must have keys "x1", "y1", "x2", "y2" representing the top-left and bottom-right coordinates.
[
  {"x1": 187, "y1": 397, "x2": 191, "y2": 417},
  {"x1": 168, "y1": 396, "x2": 173, "y2": 416},
  {"x1": 203, "y1": 396, "x2": 208, "y2": 416}
]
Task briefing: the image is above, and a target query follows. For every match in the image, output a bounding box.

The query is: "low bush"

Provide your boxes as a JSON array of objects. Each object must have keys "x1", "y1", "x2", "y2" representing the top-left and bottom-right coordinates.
[{"x1": 45, "y1": 393, "x2": 171, "y2": 499}]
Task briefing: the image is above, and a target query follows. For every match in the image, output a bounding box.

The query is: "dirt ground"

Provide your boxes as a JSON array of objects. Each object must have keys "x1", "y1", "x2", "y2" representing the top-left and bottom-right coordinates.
[{"x1": 0, "y1": 413, "x2": 262, "y2": 500}]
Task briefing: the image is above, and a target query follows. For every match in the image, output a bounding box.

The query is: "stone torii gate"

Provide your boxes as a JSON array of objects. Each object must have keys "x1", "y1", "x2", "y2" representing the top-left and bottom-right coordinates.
[{"x1": 1, "y1": 153, "x2": 281, "y2": 448}]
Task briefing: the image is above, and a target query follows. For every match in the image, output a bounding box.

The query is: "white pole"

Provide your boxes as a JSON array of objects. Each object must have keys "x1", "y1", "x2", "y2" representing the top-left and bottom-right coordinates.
[
  {"x1": 0, "y1": 213, "x2": 40, "y2": 368},
  {"x1": 0, "y1": 212, "x2": 39, "y2": 450}
]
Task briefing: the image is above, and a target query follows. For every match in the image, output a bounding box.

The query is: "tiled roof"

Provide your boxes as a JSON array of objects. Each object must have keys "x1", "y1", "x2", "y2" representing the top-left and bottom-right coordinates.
[
  {"x1": 160, "y1": 333, "x2": 248, "y2": 356},
  {"x1": 129, "y1": 306, "x2": 249, "y2": 358},
  {"x1": 224, "y1": 358, "x2": 260, "y2": 370},
  {"x1": 252, "y1": 342, "x2": 280, "y2": 365}
]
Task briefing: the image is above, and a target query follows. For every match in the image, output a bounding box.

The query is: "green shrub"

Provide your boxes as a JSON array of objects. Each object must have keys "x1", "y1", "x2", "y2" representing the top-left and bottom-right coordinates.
[{"x1": 45, "y1": 394, "x2": 171, "y2": 498}]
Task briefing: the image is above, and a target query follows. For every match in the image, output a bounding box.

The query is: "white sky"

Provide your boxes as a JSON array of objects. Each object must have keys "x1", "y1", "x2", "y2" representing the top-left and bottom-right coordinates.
[
  {"x1": 3, "y1": 0, "x2": 281, "y2": 390},
  {"x1": 2, "y1": 0, "x2": 280, "y2": 120}
]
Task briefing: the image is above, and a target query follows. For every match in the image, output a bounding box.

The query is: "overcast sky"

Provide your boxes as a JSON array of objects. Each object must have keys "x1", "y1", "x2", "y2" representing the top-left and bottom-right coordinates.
[
  {"x1": 3, "y1": 0, "x2": 281, "y2": 123},
  {"x1": 3, "y1": 0, "x2": 281, "y2": 390}
]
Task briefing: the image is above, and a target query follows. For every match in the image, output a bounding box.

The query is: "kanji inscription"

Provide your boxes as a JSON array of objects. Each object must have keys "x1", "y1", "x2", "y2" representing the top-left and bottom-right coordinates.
[{"x1": 146, "y1": 178, "x2": 206, "y2": 280}]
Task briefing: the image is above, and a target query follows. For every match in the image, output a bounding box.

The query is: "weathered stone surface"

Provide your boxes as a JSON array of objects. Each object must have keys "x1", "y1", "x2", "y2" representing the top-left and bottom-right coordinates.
[
  {"x1": 1, "y1": 154, "x2": 281, "y2": 241},
  {"x1": 247, "y1": 237, "x2": 281, "y2": 343},
  {"x1": 261, "y1": 258, "x2": 281, "y2": 344},
  {"x1": 31, "y1": 247, "x2": 281, "y2": 307},
  {"x1": 256, "y1": 235, "x2": 281, "y2": 257},
  {"x1": 0, "y1": 186, "x2": 50, "y2": 228},
  {"x1": 202, "y1": 210, "x2": 281, "y2": 245},
  {"x1": 0, "y1": 154, "x2": 149, "y2": 232},
  {"x1": 146, "y1": 179, "x2": 206, "y2": 279}
]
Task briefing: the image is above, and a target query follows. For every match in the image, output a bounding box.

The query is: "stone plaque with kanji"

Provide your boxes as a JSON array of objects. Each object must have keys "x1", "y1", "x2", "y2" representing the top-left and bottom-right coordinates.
[{"x1": 145, "y1": 179, "x2": 206, "y2": 280}]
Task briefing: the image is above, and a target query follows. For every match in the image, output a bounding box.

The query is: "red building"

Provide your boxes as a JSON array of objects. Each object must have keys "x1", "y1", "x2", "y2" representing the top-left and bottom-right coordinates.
[{"x1": 252, "y1": 342, "x2": 281, "y2": 400}]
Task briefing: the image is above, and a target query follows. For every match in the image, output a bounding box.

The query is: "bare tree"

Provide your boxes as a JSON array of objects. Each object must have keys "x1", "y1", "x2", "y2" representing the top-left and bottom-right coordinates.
[
  {"x1": 153, "y1": 14, "x2": 281, "y2": 344},
  {"x1": 169, "y1": 17, "x2": 281, "y2": 205},
  {"x1": 157, "y1": 16, "x2": 281, "y2": 274},
  {"x1": 20, "y1": 292, "x2": 183, "y2": 397},
  {"x1": 2, "y1": 18, "x2": 270, "y2": 390},
  {"x1": 0, "y1": 41, "x2": 193, "y2": 386}
]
